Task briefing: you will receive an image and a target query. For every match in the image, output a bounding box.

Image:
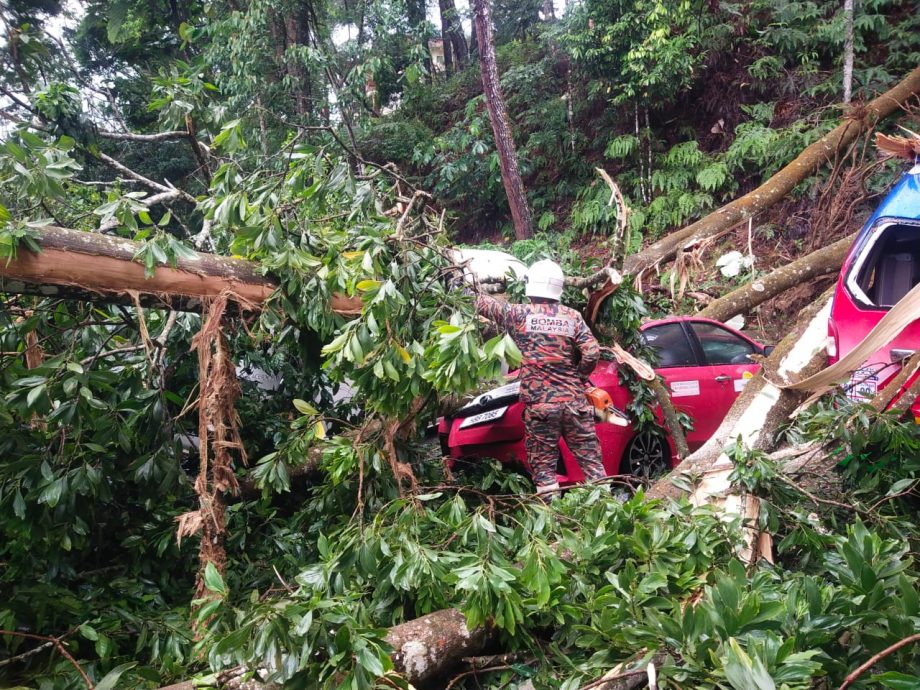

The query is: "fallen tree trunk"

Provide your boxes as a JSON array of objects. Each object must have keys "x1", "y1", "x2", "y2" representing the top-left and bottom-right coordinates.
[
  {"x1": 649, "y1": 289, "x2": 834, "y2": 502},
  {"x1": 624, "y1": 65, "x2": 920, "y2": 278},
  {"x1": 697, "y1": 234, "x2": 855, "y2": 322},
  {"x1": 0, "y1": 225, "x2": 362, "y2": 315},
  {"x1": 385, "y1": 608, "x2": 490, "y2": 685},
  {"x1": 158, "y1": 607, "x2": 487, "y2": 690}
]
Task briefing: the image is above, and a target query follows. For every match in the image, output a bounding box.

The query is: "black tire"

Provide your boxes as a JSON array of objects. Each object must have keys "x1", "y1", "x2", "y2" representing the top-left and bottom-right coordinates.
[{"x1": 621, "y1": 429, "x2": 669, "y2": 481}]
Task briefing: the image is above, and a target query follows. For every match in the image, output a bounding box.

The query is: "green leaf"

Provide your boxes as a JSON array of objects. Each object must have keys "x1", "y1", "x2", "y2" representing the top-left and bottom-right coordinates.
[
  {"x1": 871, "y1": 672, "x2": 920, "y2": 690},
  {"x1": 723, "y1": 638, "x2": 775, "y2": 690},
  {"x1": 95, "y1": 662, "x2": 137, "y2": 690},
  {"x1": 12, "y1": 490, "x2": 25, "y2": 519},
  {"x1": 887, "y1": 478, "x2": 916, "y2": 496},
  {"x1": 356, "y1": 645, "x2": 385, "y2": 676},
  {"x1": 26, "y1": 383, "x2": 45, "y2": 408},
  {"x1": 79, "y1": 624, "x2": 99, "y2": 641},
  {"x1": 95, "y1": 634, "x2": 113, "y2": 660},
  {"x1": 195, "y1": 598, "x2": 223, "y2": 623},
  {"x1": 293, "y1": 399, "x2": 319, "y2": 416},
  {"x1": 356, "y1": 279, "x2": 381, "y2": 291},
  {"x1": 203, "y1": 561, "x2": 227, "y2": 596},
  {"x1": 38, "y1": 478, "x2": 63, "y2": 508}
]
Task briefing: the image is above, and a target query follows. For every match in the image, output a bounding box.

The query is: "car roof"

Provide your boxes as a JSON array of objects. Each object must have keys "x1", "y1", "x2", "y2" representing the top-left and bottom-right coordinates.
[{"x1": 862, "y1": 166, "x2": 920, "y2": 225}]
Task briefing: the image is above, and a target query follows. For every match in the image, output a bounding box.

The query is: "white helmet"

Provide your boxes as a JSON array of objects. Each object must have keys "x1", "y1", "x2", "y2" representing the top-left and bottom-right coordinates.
[{"x1": 525, "y1": 259, "x2": 565, "y2": 300}]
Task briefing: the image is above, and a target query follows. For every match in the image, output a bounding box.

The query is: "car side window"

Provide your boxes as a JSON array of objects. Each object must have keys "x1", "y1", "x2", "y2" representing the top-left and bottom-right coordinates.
[
  {"x1": 640, "y1": 323, "x2": 696, "y2": 367},
  {"x1": 691, "y1": 322, "x2": 757, "y2": 365}
]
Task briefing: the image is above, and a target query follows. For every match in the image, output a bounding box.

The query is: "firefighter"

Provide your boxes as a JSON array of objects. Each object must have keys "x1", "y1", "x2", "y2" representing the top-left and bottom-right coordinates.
[{"x1": 473, "y1": 259, "x2": 607, "y2": 500}]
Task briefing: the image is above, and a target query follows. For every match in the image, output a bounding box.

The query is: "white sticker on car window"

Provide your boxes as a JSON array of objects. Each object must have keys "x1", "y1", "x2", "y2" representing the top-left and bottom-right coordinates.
[
  {"x1": 670, "y1": 380, "x2": 700, "y2": 397},
  {"x1": 524, "y1": 314, "x2": 576, "y2": 336}
]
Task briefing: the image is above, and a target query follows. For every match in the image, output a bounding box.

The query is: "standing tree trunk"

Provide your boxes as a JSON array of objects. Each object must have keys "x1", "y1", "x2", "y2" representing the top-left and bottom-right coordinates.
[
  {"x1": 542, "y1": 0, "x2": 556, "y2": 20},
  {"x1": 284, "y1": 7, "x2": 314, "y2": 117},
  {"x1": 472, "y1": 0, "x2": 533, "y2": 240},
  {"x1": 406, "y1": 0, "x2": 426, "y2": 27},
  {"x1": 469, "y1": 14, "x2": 480, "y2": 60},
  {"x1": 439, "y1": 0, "x2": 468, "y2": 74},
  {"x1": 842, "y1": 0, "x2": 855, "y2": 103}
]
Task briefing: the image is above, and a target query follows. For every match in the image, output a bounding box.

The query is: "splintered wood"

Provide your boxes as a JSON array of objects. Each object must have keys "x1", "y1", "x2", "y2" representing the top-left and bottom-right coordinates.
[{"x1": 177, "y1": 292, "x2": 248, "y2": 608}]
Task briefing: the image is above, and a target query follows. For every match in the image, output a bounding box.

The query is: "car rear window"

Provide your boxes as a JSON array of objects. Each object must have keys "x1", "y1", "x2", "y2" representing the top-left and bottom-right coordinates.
[
  {"x1": 640, "y1": 323, "x2": 696, "y2": 367},
  {"x1": 846, "y1": 221, "x2": 920, "y2": 308}
]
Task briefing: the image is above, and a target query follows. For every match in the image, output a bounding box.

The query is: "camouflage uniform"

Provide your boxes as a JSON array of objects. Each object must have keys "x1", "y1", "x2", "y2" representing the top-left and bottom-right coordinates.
[{"x1": 476, "y1": 295, "x2": 606, "y2": 489}]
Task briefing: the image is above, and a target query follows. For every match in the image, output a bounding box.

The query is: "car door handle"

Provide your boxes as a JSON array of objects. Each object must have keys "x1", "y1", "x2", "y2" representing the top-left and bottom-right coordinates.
[{"x1": 715, "y1": 375, "x2": 732, "y2": 383}]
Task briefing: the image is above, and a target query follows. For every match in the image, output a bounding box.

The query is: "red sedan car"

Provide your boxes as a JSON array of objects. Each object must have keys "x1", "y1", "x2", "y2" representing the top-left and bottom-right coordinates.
[
  {"x1": 439, "y1": 317, "x2": 768, "y2": 483},
  {"x1": 828, "y1": 165, "x2": 920, "y2": 418}
]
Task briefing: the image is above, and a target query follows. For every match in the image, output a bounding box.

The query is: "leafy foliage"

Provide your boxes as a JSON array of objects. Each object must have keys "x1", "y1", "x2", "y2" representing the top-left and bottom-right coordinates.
[{"x1": 3, "y1": 0, "x2": 920, "y2": 689}]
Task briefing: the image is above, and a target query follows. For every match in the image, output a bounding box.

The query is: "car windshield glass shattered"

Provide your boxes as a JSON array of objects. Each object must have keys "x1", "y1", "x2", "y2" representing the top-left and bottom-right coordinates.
[{"x1": 847, "y1": 220, "x2": 920, "y2": 308}]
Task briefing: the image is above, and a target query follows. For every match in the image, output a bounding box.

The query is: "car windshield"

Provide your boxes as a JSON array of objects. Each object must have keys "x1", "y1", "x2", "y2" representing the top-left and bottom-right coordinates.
[{"x1": 846, "y1": 221, "x2": 920, "y2": 308}]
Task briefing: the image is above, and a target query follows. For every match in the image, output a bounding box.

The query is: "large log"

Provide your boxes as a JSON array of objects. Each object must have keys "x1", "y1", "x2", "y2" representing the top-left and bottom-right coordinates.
[
  {"x1": 648, "y1": 290, "x2": 833, "y2": 502},
  {"x1": 157, "y1": 606, "x2": 486, "y2": 690},
  {"x1": 385, "y1": 608, "x2": 490, "y2": 685},
  {"x1": 0, "y1": 225, "x2": 362, "y2": 314},
  {"x1": 697, "y1": 233, "x2": 855, "y2": 322},
  {"x1": 624, "y1": 65, "x2": 920, "y2": 278},
  {"x1": 0, "y1": 225, "x2": 272, "y2": 310}
]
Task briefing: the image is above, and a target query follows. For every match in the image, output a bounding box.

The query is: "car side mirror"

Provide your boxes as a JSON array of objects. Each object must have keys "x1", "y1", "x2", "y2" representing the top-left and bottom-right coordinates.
[{"x1": 762, "y1": 345, "x2": 775, "y2": 356}]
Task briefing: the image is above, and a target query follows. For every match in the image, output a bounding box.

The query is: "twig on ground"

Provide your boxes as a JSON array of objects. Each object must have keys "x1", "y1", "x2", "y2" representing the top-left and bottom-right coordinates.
[
  {"x1": 837, "y1": 632, "x2": 920, "y2": 690},
  {"x1": 776, "y1": 473, "x2": 860, "y2": 513},
  {"x1": 0, "y1": 629, "x2": 93, "y2": 689},
  {"x1": 445, "y1": 664, "x2": 515, "y2": 689},
  {"x1": 579, "y1": 667, "x2": 647, "y2": 690},
  {"x1": 0, "y1": 639, "x2": 54, "y2": 668}
]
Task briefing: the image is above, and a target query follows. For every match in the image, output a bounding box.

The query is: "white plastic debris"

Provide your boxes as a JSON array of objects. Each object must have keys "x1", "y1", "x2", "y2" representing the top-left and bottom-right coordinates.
[
  {"x1": 725, "y1": 314, "x2": 746, "y2": 330},
  {"x1": 449, "y1": 248, "x2": 527, "y2": 284},
  {"x1": 715, "y1": 250, "x2": 755, "y2": 278}
]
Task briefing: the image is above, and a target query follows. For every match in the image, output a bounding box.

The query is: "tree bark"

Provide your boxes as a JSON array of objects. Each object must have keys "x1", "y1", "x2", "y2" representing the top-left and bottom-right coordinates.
[
  {"x1": 472, "y1": 0, "x2": 533, "y2": 240},
  {"x1": 650, "y1": 378, "x2": 689, "y2": 460},
  {"x1": 469, "y1": 15, "x2": 479, "y2": 60},
  {"x1": 842, "y1": 0, "x2": 855, "y2": 104},
  {"x1": 439, "y1": 0, "x2": 468, "y2": 74},
  {"x1": 623, "y1": 64, "x2": 920, "y2": 278},
  {"x1": 284, "y1": 8, "x2": 313, "y2": 117},
  {"x1": 0, "y1": 225, "x2": 362, "y2": 315},
  {"x1": 439, "y1": 1, "x2": 454, "y2": 75},
  {"x1": 158, "y1": 607, "x2": 487, "y2": 690},
  {"x1": 542, "y1": 0, "x2": 556, "y2": 20},
  {"x1": 697, "y1": 233, "x2": 855, "y2": 322},
  {"x1": 385, "y1": 608, "x2": 490, "y2": 685}
]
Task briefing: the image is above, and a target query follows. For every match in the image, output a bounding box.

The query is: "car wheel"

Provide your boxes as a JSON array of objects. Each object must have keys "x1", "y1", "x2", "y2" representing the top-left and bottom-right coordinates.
[{"x1": 621, "y1": 430, "x2": 669, "y2": 481}]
